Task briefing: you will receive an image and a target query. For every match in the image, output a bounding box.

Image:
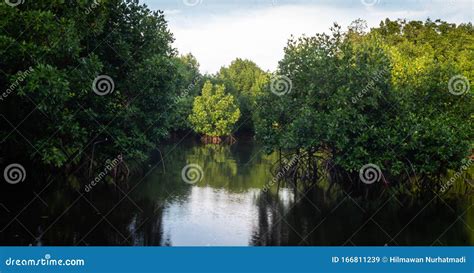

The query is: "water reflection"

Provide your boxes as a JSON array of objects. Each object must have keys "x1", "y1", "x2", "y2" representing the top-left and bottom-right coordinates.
[
  {"x1": 250, "y1": 187, "x2": 473, "y2": 246},
  {"x1": 0, "y1": 139, "x2": 472, "y2": 246}
]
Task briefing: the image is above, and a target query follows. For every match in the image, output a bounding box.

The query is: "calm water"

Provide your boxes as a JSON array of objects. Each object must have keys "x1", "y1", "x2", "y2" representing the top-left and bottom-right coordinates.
[{"x1": 1, "y1": 139, "x2": 472, "y2": 246}]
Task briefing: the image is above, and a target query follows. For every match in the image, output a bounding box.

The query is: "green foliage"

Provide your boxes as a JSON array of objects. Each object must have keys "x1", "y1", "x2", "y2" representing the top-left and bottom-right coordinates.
[
  {"x1": 255, "y1": 20, "x2": 473, "y2": 186},
  {"x1": 0, "y1": 0, "x2": 181, "y2": 169},
  {"x1": 169, "y1": 54, "x2": 203, "y2": 132},
  {"x1": 217, "y1": 59, "x2": 269, "y2": 132},
  {"x1": 189, "y1": 81, "x2": 241, "y2": 137},
  {"x1": 376, "y1": 19, "x2": 474, "y2": 178},
  {"x1": 0, "y1": 0, "x2": 471, "y2": 192}
]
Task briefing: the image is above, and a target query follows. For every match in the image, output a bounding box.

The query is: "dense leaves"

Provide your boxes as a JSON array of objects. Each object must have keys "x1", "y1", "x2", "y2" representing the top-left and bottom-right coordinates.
[
  {"x1": 0, "y1": 1, "x2": 471, "y2": 193},
  {"x1": 188, "y1": 81, "x2": 240, "y2": 137},
  {"x1": 255, "y1": 20, "x2": 473, "y2": 188},
  {"x1": 0, "y1": 0, "x2": 195, "y2": 171},
  {"x1": 217, "y1": 59, "x2": 269, "y2": 132}
]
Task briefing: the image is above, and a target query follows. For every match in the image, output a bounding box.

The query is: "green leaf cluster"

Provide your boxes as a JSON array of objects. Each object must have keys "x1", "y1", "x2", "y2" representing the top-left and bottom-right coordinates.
[
  {"x1": 188, "y1": 81, "x2": 241, "y2": 137},
  {"x1": 0, "y1": 0, "x2": 190, "y2": 169},
  {"x1": 255, "y1": 20, "x2": 473, "y2": 184},
  {"x1": 217, "y1": 59, "x2": 269, "y2": 132}
]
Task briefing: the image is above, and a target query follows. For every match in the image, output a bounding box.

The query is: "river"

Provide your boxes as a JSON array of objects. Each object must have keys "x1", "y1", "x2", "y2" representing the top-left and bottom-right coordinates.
[{"x1": 0, "y1": 138, "x2": 472, "y2": 246}]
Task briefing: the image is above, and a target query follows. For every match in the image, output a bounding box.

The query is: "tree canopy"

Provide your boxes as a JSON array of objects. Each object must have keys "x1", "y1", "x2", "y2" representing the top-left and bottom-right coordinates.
[
  {"x1": 1, "y1": 0, "x2": 471, "y2": 192},
  {"x1": 188, "y1": 81, "x2": 240, "y2": 137},
  {"x1": 255, "y1": 20, "x2": 473, "y2": 189},
  {"x1": 217, "y1": 59, "x2": 269, "y2": 132},
  {"x1": 0, "y1": 0, "x2": 190, "y2": 169}
]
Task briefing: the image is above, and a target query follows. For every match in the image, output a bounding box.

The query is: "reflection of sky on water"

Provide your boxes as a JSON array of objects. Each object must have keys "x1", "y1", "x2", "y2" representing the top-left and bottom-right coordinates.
[{"x1": 162, "y1": 186, "x2": 260, "y2": 246}]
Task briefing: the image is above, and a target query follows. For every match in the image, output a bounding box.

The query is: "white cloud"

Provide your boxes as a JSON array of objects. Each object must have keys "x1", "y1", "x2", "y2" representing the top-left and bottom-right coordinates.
[
  {"x1": 164, "y1": 9, "x2": 182, "y2": 15},
  {"x1": 164, "y1": 1, "x2": 473, "y2": 73}
]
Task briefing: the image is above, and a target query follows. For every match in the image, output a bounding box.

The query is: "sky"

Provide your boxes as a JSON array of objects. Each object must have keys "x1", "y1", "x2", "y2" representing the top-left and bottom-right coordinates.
[{"x1": 142, "y1": 0, "x2": 473, "y2": 74}]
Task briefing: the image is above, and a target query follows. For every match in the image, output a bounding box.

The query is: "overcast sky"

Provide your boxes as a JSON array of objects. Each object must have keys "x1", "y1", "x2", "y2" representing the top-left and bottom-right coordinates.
[{"x1": 142, "y1": 0, "x2": 473, "y2": 74}]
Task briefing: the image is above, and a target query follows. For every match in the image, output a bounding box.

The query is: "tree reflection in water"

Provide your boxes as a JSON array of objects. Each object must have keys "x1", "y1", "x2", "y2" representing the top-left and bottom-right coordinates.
[{"x1": 0, "y1": 139, "x2": 471, "y2": 246}]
